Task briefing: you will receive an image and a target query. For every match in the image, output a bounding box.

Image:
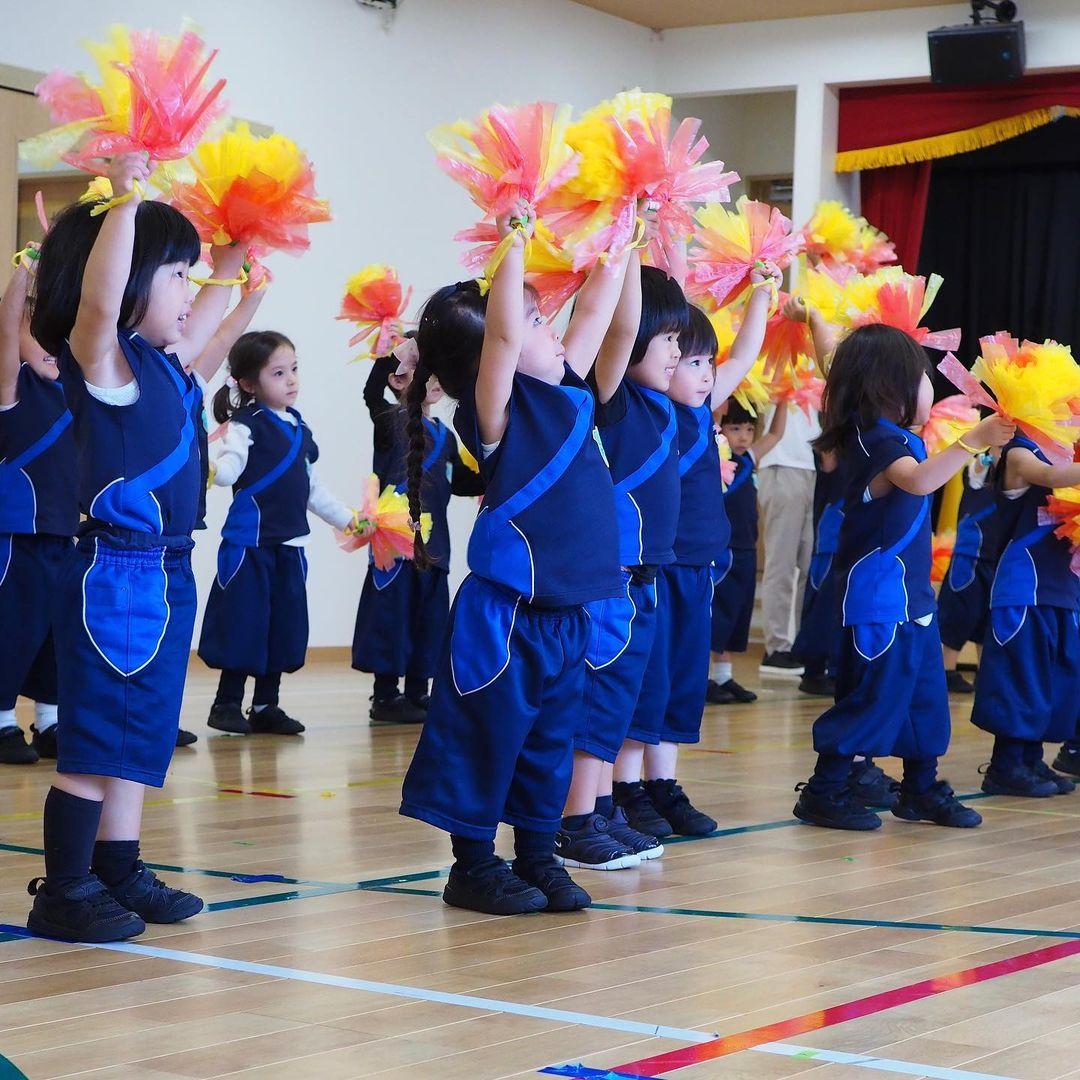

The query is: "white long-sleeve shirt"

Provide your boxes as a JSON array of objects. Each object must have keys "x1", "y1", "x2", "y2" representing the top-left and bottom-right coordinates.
[{"x1": 210, "y1": 409, "x2": 353, "y2": 544}]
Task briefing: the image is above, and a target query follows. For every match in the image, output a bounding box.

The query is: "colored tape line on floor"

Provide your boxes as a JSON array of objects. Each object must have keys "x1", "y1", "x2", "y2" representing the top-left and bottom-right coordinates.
[{"x1": 751, "y1": 1041, "x2": 1017, "y2": 1080}]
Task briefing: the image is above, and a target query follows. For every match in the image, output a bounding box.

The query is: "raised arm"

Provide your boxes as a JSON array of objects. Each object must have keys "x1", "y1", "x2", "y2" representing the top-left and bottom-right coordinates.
[
  {"x1": 172, "y1": 243, "x2": 245, "y2": 369},
  {"x1": 1005, "y1": 446, "x2": 1080, "y2": 491},
  {"x1": 752, "y1": 399, "x2": 788, "y2": 460},
  {"x1": 474, "y1": 203, "x2": 530, "y2": 446},
  {"x1": 0, "y1": 259, "x2": 31, "y2": 405},
  {"x1": 711, "y1": 261, "x2": 781, "y2": 410},
  {"x1": 69, "y1": 152, "x2": 151, "y2": 388},
  {"x1": 561, "y1": 249, "x2": 631, "y2": 381},
  {"x1": 881, "y1": 415, "x2": 1015, "y2": 497},
  {"x1": 592, "y1": 250, "x2": 642, "y2": 405},
  {"x1": 189, "y1": 285, "x2": 267, "y2": 383}
]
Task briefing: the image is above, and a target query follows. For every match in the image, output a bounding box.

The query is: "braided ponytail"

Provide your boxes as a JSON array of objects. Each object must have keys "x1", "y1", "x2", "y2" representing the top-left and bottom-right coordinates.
[{"x1": 405, "y1": 357, "x2": 433, "y2": 571}]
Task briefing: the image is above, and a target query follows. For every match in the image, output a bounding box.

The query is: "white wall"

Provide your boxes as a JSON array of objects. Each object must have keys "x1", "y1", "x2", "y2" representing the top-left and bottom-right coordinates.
[{"x1": 0, "y1": 0, "x2": 657, "y2": 646}]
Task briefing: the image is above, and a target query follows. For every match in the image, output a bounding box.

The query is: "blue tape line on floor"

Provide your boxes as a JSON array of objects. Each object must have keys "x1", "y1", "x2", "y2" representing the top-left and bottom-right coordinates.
[{"x1": 542, "y1": 1066, "x2": 653, "y2": 1079}]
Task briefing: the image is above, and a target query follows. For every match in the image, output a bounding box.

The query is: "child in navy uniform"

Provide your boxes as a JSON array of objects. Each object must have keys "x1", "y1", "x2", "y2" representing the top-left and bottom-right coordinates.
[
  {"x1": 200, "y1": 331, "x2": 355, "y2": 734},
  {"x1": 353, "y1": 344, "x2": 483, "y2": 725},
  {"x1": 794, "y1": 324, "x2": 1014, "y2": 831},
  {"x1": 708, "y1": 396, "x2": 786, "y2": 705},
  {"x1": 0, "y1": 254, "x2": 72, "y2": 765},
  {"x1": 971, "y1": 435, "x2": 1080, "y2": 796},
  {"x1": 401, "y1": 202, "x2": 626, "y2": 915},
  {"x1": 28, "y1": 152, "x2": 245, "y2": 941},
  {"x1": 937, "y1": 454, "x2": 998, "y2": 694}
]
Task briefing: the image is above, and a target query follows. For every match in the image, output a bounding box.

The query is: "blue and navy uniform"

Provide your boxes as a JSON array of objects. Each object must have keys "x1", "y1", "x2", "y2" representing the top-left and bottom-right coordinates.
[
  {"x1": 198, "y1": 404, "x2": 320, "y2": 676},
  {"x1": 793, "y1": 456, "x2": 848, "y2": 679},
  {"x1": 574, "y1": 379, "x2": 679, "y2": 762},
  {"x1": 631, "y1": 401, "x2": 724, "y2": 748},
  {"x1": 352, "y1": 364, "x2": 483, "y2": 682},
  {"x1": 971, "y1": 437, "x2": 1080, "y2": 745},
  {"x1": 937, "y1": 462, "x2": 1000, "y2": 652},
  {"x1": 54, "y1": 330, "x2": 202, "y2": 787},
  {"x1": 401, "y1": 365, "x2": 621, "y2": 838},
  {"x1": 811, "y1": 421, "x2": 950, "y2": 771},
  {"x1": 0, "y1": 364, "x2": 77, "y2": 711},
  {"x1": 711, "y1": 447, "x2": 758, "y2": 655}
]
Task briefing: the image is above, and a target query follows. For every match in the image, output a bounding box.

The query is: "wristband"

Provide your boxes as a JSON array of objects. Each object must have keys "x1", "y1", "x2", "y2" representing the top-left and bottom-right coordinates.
[{"x1": 957, "y1": 436, "x2": 986, "y2": 455}]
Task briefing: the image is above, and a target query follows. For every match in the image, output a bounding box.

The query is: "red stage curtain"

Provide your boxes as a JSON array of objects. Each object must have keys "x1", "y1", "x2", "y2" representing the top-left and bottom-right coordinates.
[{"x1": 860, "y1": 162, "x2": 931, "y2": 272}]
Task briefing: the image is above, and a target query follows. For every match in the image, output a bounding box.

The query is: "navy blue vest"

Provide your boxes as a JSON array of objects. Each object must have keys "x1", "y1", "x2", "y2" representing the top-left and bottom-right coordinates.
[
  {"x1": 808, "y1": 456, "x2": 848, "y2": 591},
  {"x1": 990, "y1": 436, "x2": 1079, "y2": 611},
  {"x1": 221, "y1": 405, "x2": 318, "y2": 547},
  {"x1": 723, "y1": 450, "x2": 757, "y2": 551},
  {"x1": 60, "y1": 330, "x2": 203, "y2": 544},
  {"x1": 0, "y1": 364, "x2": 78, "y2": 537},
  {"x1": 837, "y1": 421, "x2": 935, "y2": 626},
  {"x1": 594, "y1": 379, "x2": 680, "y2": 566},
  {"x1": 672, "y1": 402, "x2": 728, "y2": 566},
  {"x1": 456, "y1": 365, "x2": 621, "y2": 607}
]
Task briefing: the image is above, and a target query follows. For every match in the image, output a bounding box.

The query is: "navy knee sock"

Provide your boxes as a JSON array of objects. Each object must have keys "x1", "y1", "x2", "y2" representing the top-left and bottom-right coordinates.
[
  {"x1": 901, "y1": 757, "x2": 937, "y2": 795},
  {"x1": 513, "y1": 827, "x2": 555, "y2": 868},
  {"x1": 404, "y1": 675, "x2": 429, "y2": 702},
  {"x1": 992, "y1": 736, "x2": 1025, "y2": 771},
  {"x1": 373, "y1": 673, "x2": 400, "y2": 703},
  {"x1": 808, "y1": 753, "x2": 853, "y2": 796},
  {"x1": 91, "y1": 839, "x2": 140, "y2": 887},
  {"x1": 1021, "y1": 741, "x2": 1045, "y2": 767},
  {"x1": 450, "y1": 835, "x2": 495, "y2": 871},
  {"x1": 214, "y1": 670, "x2": 246, "y2": 710},
  {"x1": 252, "y1": 672, "x2": 281, "y2": 709},
  {"x1": 43, "y1": 788, "x2": 103, "y2": 891}
]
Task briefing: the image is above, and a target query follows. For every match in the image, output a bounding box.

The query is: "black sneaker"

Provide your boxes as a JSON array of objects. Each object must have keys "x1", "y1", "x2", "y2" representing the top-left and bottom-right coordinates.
[
  {"x1": 208, "y1": 703, "x2": 251, "y2": 735},
  {"x1": 27, "y1": 875, "x2": 146, "y2": 942},
  {"x1": 105, "y1": 861, "x2": 204, "y2": 923},
  {"x1": 613, "y1": 780, "x2": 672, "y2": 838},
  {"x1": 646, "y1": 779, "x2": 718, "y2": 836},
  {"x1": 848, "y1": 759, "x2": 899, "y2": 808},
  {"x1": 513, "y1": 858, "x2": 591, "y2": 911},
  {"x1": 555, "y1": 814, "x2": 640, "y2": 870},
  {"x1": 1052, "y1": 745, "x2": 1080, "y2": 778},
  {"x1": 798, "y1": 673, "x2": 836, "y2": 697},
  {"x1": 407, "y1": 693, "x2": 431, "y2": 712},
  {"x1": 0, "y1": 728, "x2": 38, "y2": 765},
  {"x1": 606, "y1": 805, "x2": 664, "y2": 860},
  {"x1": 249, "y1": 705, "x2": 305, "y2": 735},
  {"x1": 793, "y1": 783, "x2": 882, "y2": 830},
  {"x1": 759, "y1": 651, "x2": 805, "y2": 677},
  {"x1": 175, "y1": 728, "x2": 198, "y2": 747},
  {"x1": 30, "y1": 724, "x2": 58, "y2": 759},
  {"x1": 980, "y1": 762, "x2": 1057, "y2": 798},
  {"x1": 1030, "y1": 758, "x2": 1076, "y2": 794},
  {"x1": 892, "y1": 781, "x2": 982, "y2": 828},
  {"x1": 707, "y1": 678, "x2": 757, "y2": 705},
  {"x1": 946, "y1": 669, "x2": 975, "y2": 694},
  {"x1": 442, "y1": 857, "x2": 548, "y2": 915},
  {"x1": 369, "y1": 695, "x2": 426, "y2": 725}
]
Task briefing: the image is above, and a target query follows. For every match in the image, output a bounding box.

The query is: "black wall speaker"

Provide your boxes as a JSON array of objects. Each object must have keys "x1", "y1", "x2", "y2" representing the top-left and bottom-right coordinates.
[{"x1": 928, "y1": 21, "x2": 1026, "y2": 85}]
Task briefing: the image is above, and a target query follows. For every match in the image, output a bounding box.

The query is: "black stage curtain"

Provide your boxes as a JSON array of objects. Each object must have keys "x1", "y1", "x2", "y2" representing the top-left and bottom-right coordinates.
[{"x1": 918, "y1": 116, "x2": 1080, "y2": 390}]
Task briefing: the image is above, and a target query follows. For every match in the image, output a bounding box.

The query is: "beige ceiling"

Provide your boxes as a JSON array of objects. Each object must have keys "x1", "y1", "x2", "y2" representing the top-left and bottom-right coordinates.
[{"x1": 570, "y1": 0, "x2": 958, "y2": 29}]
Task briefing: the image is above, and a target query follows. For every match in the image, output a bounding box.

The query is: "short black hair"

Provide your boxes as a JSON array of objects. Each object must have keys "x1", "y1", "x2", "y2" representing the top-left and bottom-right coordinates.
[
  {"x1": 30, "y1": 198, "x2": 201, "y2": 357},
  {"x1": 680, "y1": 303, "x2": 719, "y2": 360},
  {"x1": 722, "y1": 398, "x2": 757, "y2": 426},
  {"x1": 629, "y1": 266, "x2": 690, "y2": 366}
]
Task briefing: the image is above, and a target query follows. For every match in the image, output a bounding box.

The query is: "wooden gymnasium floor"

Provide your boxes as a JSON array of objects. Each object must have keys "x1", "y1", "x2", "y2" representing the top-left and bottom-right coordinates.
[{"x1": 2, "y1": 651, "x2": 1080, "y2": 1080}]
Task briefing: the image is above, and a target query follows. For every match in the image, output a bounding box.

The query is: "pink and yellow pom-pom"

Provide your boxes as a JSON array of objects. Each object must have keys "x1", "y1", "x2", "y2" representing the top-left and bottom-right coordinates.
[
  {"x1": 847, "y1": 270, "x2": 960, "y2": 352},
  {"x1": 337, "y1": 265, "x2": 412, "y2": 361},
  {"x1": 769, "y1": 354, "x2": 824, "y2": 419},
  {"x1": 1038, "y1": 486, "x2": 1080, "y2": 576},
  {"x1": 920, "y1": 395, "x2": 980, "y2": 456},
  {"x1": 801, "y1": 200, "x2": 896, "y2": 276},
  {"x1": 931, "y1": 530, "x2": 956, "y2": 585},
  {"x1": 335, "y1": 476, "x2": 432, "y2": 571}
]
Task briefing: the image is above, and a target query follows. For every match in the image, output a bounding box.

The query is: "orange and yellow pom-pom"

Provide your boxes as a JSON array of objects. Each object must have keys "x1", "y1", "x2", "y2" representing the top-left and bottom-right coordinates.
[
  {"x1": 1039, "y1": 486, "x2": 1080, "y2": 577},
  {"x1": 921, "y1": 395, "x2": 980, "y2": 456},
  {"x1": 847, "y1": 270, "x2": 960, "y2": 352},
  {"x1": 337, "y1": 265, "x2": 412, "y2": 360},
  {"x1": 801, "y1": 200, "x2": 896, "y2": 276},
  {"x1": 335, "y1": 476, "x2": 432, "y2": 571},
  {"x1": 768, "y1": 354, "x2": 824, "y2": 419},
  {"x1": 931, "y1": 530, "x2": 956, "y2": 585}
]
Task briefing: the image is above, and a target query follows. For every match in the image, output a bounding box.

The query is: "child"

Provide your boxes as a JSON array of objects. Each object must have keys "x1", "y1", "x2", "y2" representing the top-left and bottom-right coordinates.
[
  {"x1": 27, "y1": 152, "x2": 244, "y2": 941},
  {"x1": 970, "y1": 433, "x2": 1080, "y2": 796},
  {"x1": 937, "y1": 454, "x2": 998, "y2": 694},
  {"x1": 613, "y1": 276, "x2": 778, "y2": 841},
  {"x1": 793, "y1": 324, "x2": 1013, "y2": 831},
  {"x1": 352, "y1": 342, "x2": 483, "y2": 724},
  {"x1": 708, "y1": 396, "x2": 787, "y2": 705},
  {"x1": 0, "y1": 253, "x2": 71, "y2": 765},
  {"x1": 199, "y1": 330, "x2": 356, "y2": 734},
  {"x1": 400, "y1": 203, "x2": 627, "y2": 914}
]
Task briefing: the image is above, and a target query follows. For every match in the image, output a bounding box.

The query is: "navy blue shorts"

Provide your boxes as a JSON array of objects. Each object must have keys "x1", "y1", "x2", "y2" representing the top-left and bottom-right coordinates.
[
  {"x1": 55, "y1": 534, "x2": 197, "y2": 787},
  {"x1": 629, "y1": 563, "x2": 712, "y2": 746},
  {"x1": 401, "y1": 575, "x2": 589, "y2": 840},
  {"x1": 793, "y1": 566, "x2": 842, "y2": 678},
  {"x1": 352, "y1": 561, "x2": 450, "y2": 679},
  {"x1": 711, "y1": 547, "x2": 756, "y2": 653},
  {"x1": 937, "y1": 559, "x2": 992, "y2": 651},
  {"x1": 575, "y1": 571, "x2": 658, "y2": 762},
  {"x1": 198, "y1": 542, "x2": 308, "y2": 675},
  {"x1": 971, "y1": 605, "x2": 1080, "y2": 743},
  {"x1": 812, "y1": 616, "x2": 950, "y2": 761},
  {"x1": 0, "y1": 533, "x2": 70, "y2": 709}
]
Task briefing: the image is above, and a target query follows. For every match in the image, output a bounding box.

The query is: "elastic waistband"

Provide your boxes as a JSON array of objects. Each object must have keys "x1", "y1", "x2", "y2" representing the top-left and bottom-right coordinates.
[
  {"x1": 75, "y1": 532, "x2": 192, "y2": 568},
  {"x1": 78, "y1": 521, "x2": 194, "y2": 554}
]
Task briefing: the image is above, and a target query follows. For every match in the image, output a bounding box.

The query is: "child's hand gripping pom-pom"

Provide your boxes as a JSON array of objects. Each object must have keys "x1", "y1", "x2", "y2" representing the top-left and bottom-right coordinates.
[{"x1": 335, "y1": 476, "x2": 432, "y2": 571}]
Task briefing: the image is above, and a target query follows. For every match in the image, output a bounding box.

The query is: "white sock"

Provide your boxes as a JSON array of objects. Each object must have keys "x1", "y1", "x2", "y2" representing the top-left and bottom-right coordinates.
[
  {"x1": 710, "y1": 660, "x2": 733, "y2": 683},
  {"x1": 0, "y1": 708, "x2": 17, "y2": 733},
  {"x1": 34, "y1": 703, "x2": 58, "y2": 731}
]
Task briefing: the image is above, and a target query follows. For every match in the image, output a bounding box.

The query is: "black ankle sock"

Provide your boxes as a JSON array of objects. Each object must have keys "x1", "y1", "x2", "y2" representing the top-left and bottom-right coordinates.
[
  {"x1": 594, "y1": 795, "x2": 614, "y2": 818},
  {"x1": 253, "y1": 672, "x2": 281, "y2": 709},
  {"x1": 992, "y1": 736, "x2": 1025, "y2": 771},
  {"x1": 91, "y1": 839, "x2": 140, "y2": 887},
  {"x1": 450, "y1": 835, "x2": 495, "y2": 871},
  {"x1": 808, "y1": 753, "x2": 852, "y2": 796},
  {"x1": 513, "y1": 827, "x2": 555, "y2": 867},
  {"x1": 373, "y1": 673, "x2": 400, "y2": 703},
  {"x1": 404, "y1": 675, "x2": 429, "y2": 701},
  {"x1": 43, "y1": 788, "x2": 103, "y2": 890},
  {"x1": 644, "y1": 778, "x2": 676, "y2": 801},
  {"x1": 901, "y1": 757, "x2": 937, "y2": 795},
  {"x1": 561, "y1": 811, "x2": 591, "y2": 831},
  {"x1": 214, "y1": 670, "x2": 246, "y2": 710},
  {"x1": 1022, "y1": 741, "x2": 1045, "y2": 767}
]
